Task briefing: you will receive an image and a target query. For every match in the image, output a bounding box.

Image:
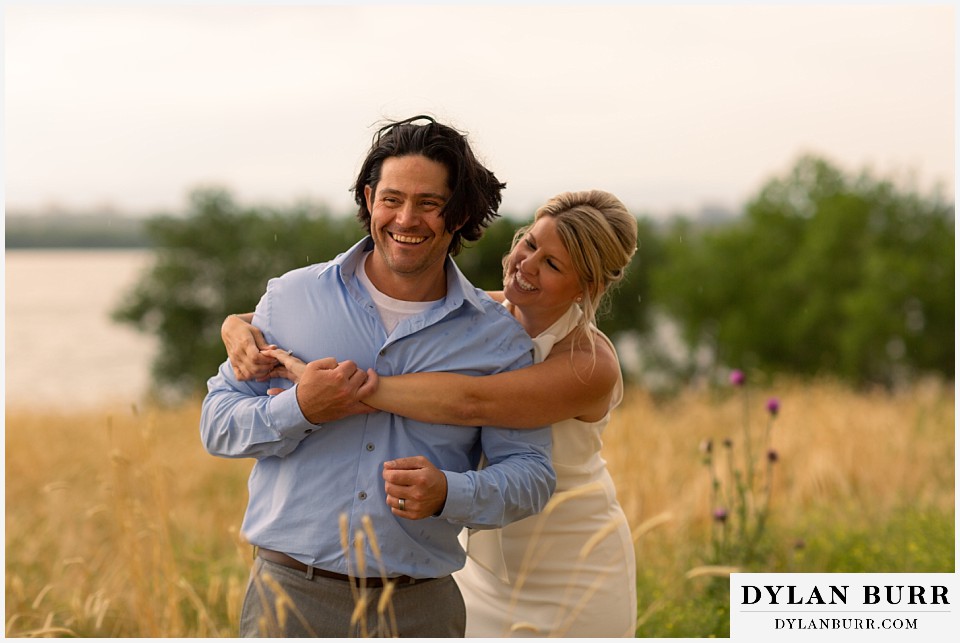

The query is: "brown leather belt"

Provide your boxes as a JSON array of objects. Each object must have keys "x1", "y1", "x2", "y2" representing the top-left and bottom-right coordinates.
[{"x1": 256, "y1": 547, "x2": 429, "y2": 588}]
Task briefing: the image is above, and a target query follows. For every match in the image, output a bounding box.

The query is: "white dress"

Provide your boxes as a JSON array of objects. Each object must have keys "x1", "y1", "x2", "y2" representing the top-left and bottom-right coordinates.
[{"x1": 454, "y1": 304, "x2": 637, "y2": 638}]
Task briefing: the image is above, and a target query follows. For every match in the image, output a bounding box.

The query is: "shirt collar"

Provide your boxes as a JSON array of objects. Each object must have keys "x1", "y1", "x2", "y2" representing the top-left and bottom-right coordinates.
[{"x1": 326, "y1": 236, "x2": 486, "y2": 313}]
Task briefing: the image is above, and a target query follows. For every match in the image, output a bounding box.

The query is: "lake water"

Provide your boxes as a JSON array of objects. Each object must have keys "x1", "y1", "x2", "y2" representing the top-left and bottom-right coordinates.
[{"x1": 5, "y1": 249, "x2": 159, "y2": 410}]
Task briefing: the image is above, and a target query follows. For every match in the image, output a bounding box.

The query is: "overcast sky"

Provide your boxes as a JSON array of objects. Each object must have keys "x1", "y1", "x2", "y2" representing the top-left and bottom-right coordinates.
[{"x1": 4, "y1": 2, "x2": 955, "y2": 220}]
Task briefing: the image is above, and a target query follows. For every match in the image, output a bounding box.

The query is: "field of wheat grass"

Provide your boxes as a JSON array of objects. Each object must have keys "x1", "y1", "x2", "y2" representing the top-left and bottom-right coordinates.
[{"x1": 5, "y1": 377, "x2": 954, "y2": 637}]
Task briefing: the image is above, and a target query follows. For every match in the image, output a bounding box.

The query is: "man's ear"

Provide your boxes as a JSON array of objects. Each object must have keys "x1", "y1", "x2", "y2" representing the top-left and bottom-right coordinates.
[{"x1": 364, "y1": 184, "x2": 374, "y2": 213}]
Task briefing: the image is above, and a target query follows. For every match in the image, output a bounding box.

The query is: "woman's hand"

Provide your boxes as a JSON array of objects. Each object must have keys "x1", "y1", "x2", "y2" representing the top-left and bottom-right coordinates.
[
  {"x1": 263, "y1": 348, "x2": 382, "y2": 399},
  {"x1": 260, "y1": 347, "x2": 308, "y2": 394},
  {"x1": 222, "y1": 313, "x2": 277, "y2": 381},
  {"x1": 262, "y1": 348, "x2": 378, "y2": 423},
  {"x1": 357, "y1": 368, "x2": 380, "y2": 400}
]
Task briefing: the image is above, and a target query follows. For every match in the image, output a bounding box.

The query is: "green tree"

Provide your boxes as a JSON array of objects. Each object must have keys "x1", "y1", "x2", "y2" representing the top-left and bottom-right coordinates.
[
  {"x1": 651, "y1": 155, "x2": 954, "y2": 385},
  {"x1": 453, "y1": 216, "x2": 519, "y2": 292},
  {"x1": 112, "y1": 189, "x2": 364, "y2": 399},
  {"x1": 600, "y1": 216, "x2": 664, "y2": 338}
]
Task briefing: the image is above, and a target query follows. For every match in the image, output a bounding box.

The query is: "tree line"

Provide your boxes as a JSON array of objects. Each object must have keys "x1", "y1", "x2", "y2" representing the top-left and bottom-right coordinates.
[{"x1": 110, "y1": 154, "x2": 954, "y2": 399}]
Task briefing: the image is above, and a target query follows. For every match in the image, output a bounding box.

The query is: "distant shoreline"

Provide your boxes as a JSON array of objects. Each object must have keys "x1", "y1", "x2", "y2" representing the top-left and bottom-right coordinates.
[
  {"x1": 5, "y1": 243, "x2": 152, "y2": 250},
  {"x1": 5, "y1": 213, "x2": 151, "y2": 248}
]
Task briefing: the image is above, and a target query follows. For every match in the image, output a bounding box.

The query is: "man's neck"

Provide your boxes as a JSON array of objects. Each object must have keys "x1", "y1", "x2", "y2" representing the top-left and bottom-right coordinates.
[{"x1": 363, "y1": 252, "x2": 448, "y2": 302}]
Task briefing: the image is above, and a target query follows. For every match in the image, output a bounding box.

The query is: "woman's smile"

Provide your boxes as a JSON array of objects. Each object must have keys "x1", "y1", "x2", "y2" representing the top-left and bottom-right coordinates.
[{"x1": 513, "y1": 271, "x2": 538, "y2": 292}]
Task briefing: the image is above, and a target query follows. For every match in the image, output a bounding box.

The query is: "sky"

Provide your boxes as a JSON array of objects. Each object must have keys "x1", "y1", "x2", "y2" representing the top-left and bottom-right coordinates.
[{"x1": 3, "y1": 2, "x2": 955, "y2": 220}]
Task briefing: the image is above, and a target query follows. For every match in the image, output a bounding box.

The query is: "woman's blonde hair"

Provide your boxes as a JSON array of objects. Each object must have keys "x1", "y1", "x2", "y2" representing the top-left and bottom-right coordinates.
[{"x1": 505, "y1": 190, "x2": 638, "y2": 355}]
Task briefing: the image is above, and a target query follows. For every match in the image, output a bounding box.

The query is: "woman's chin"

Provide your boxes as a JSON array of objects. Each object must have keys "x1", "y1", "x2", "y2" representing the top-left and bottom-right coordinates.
[{"x1": 504, "y1": 283, "x2": 533, "y2": 303}]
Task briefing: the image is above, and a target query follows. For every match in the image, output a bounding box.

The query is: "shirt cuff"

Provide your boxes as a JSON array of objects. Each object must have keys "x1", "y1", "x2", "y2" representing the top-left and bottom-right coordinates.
[
  {"x1": 437, "y1": 470, "x2": 471, "y2": 522},
  {"x1": 270, "y1": 385, "x2": 319, "y2": 440}
]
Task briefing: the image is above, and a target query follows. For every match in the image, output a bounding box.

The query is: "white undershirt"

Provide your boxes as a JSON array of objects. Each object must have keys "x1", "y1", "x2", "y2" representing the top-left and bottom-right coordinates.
[{"x1": 355, "y1": 251, "x2": 443, "y2": 335}]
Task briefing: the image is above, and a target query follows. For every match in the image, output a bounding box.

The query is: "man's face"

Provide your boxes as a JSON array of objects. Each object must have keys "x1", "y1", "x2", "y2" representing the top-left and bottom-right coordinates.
[{"x1": 364, "y1": 155, "x2": 458, "y2": 298}]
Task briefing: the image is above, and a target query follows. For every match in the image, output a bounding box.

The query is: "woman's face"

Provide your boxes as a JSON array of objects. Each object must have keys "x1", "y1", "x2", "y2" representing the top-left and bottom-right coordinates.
[{"x1": 503, "y1": 215, "x2": 584, "y2": 316}]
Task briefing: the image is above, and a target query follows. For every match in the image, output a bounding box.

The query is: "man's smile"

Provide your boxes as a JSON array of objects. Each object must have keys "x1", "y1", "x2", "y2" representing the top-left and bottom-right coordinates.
[{"x1": 389, "y1": 231, "x2": 428, "y2": 245}]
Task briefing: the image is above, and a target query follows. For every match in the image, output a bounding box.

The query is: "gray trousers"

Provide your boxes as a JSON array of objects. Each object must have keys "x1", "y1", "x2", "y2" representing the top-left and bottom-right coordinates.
[{"x1": 239, "y1": 557, "x2": 466, "y2": 637}]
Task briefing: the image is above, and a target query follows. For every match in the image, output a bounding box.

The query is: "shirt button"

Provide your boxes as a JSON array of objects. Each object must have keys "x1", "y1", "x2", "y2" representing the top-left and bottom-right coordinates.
[
  {"x1": 304, "y1": 428, "x2": 313, "y2": 435},
  {"x1": 379, "y1": 349, "x2": 386, "y2": 356},
  {"x1": 365, "y1": 443, "x2": 375, "y2": 452},
  {"x1": 358, "y1": 491, "x2": 368, "y2": 501}
]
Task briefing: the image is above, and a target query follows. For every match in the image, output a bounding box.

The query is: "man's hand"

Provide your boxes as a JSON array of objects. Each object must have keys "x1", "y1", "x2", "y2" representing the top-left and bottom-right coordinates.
[
  {"x1": 382, "y1": 456, "x2": 448, "y2": 520},
  {"x1": 294, "y1": 358, "x2": 376, "y2": 424}
]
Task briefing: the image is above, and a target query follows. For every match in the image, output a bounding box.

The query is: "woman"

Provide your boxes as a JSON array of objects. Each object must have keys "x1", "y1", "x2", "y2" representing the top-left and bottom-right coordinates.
[{"x1": 223, "y1": 190, "x2": 638, "y2": 637}]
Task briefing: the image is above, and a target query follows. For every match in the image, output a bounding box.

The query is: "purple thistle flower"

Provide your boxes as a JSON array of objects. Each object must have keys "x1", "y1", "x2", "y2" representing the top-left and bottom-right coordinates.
[
  {"x1": 766, "y1": 397, "x2": 780, "y2": 416},
  {"x1": 729, "y1": 369, "x2": 745, "y2": 386},
  {"x1": 767, "y1": 449, "x2": 779, "y2": 463},
  {"x1": 713, "y1": 508, "x2": 729, "y2": 523}
]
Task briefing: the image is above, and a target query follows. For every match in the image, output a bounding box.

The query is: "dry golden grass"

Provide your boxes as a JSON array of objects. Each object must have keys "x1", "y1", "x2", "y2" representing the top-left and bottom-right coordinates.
[
  {"x1": 4, "y1": 378, "x2": 954, "y2": 637},
  {"x1": 5, "y1": 401, "x2": 252, "y2": 637},
  {"x1": 603, "y1": 377, "x2": 955, "y2": 563}
]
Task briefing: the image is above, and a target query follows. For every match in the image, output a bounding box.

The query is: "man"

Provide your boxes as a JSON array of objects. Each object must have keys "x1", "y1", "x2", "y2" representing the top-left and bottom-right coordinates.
[{"x1": 200, "y1": 115, "x2": 556, "y2": 637}]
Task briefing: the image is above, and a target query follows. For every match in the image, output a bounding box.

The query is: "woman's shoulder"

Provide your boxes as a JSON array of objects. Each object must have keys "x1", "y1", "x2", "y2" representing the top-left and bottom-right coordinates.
[{"x1": 546, "y1": 328, "x2": 620, "y2": 386}]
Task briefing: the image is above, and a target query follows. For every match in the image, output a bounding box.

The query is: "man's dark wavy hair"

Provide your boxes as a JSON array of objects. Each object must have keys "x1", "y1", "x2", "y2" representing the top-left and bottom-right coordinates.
[{"x1": 352, "y1": 115, "x2": 506, "y2": 256}]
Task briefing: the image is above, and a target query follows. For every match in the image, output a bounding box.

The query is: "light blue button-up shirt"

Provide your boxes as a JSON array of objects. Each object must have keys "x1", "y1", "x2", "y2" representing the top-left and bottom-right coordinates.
[{"x1": 200, "y1": 237, "x2": 555, "y2": 579}]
